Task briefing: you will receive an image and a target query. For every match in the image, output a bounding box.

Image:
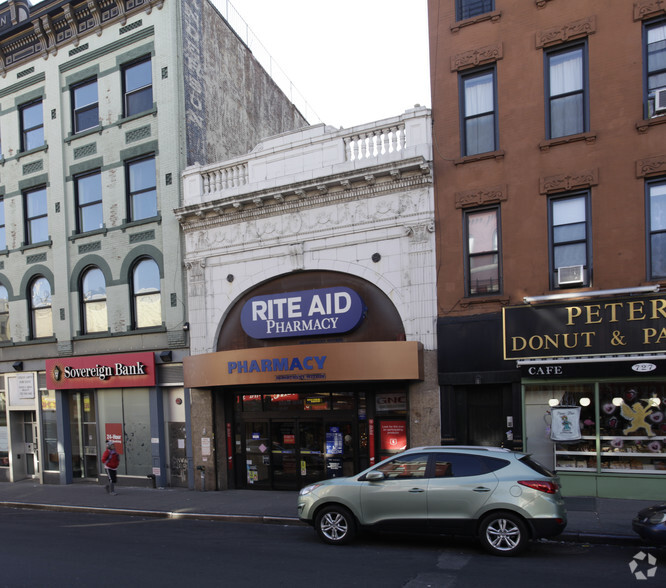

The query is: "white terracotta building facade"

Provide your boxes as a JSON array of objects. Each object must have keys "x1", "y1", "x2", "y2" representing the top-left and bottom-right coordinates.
[{"x1": 177, "y1": 107, "x2": 439, "y2": 490}]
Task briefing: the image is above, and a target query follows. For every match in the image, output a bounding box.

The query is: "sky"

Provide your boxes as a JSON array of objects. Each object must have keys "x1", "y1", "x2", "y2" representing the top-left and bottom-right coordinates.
[{"x1": 211, "y1": 0, "x2": 431, "y2": 129}]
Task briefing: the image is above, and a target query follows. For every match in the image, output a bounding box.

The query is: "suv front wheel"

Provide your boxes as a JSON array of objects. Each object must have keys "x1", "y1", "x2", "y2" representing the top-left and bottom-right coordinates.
[
  {"x1": 315, "y1": 505, "x2": 357, "y2": 545},
  {"x1": 478, "y1": 511, "x2": 528, "y2": 556}
]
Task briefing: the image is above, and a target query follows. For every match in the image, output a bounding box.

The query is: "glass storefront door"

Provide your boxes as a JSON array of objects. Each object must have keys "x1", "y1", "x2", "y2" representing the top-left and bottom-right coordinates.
[
  {"x1": 23, "y1": 411, "x2": 39, "y2": 477},
  {"x1": 69, "y1": 391, "x2": 98, "y2": 479}
]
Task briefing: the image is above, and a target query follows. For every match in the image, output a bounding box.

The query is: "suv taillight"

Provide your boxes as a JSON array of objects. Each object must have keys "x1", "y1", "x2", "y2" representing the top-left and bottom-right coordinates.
[{"x1": 518, "y1": 480, "x2": 558, "y2": 494}]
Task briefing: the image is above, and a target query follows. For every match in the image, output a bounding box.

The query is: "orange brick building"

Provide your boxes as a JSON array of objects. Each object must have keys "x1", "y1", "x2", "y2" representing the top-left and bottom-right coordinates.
[{"x1": 429, "y1": 0, "x2": 666, "y2": 499}]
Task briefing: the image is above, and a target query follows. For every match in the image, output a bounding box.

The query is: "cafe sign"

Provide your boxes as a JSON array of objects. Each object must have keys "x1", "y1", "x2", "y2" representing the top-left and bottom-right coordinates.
[
  {"x1": 46, "y1": 352, "x2": 155, "y2": 389},
  {"x1": 503, "y1": 294, "x2": 666, "y2": 360},
  {"x1": 240, "y1": 287, "x2": 365, "y2": 339}
]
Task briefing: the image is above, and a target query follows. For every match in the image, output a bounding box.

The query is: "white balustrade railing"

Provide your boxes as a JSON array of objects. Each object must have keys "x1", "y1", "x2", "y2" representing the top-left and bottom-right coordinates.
[
  {"x1": 202, "y1": 163, "x2": 249, "y2": 196},
  {"x1": 343, "y1": 123, "x2": 406, "y2": 161}
]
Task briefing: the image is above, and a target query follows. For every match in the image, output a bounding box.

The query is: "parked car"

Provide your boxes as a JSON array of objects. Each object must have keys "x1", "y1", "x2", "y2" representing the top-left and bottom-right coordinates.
[
  {"x1": 297, "y1": 446, "x2": 567, "y2": 556},
  {"x1": 632, "y1": 503, "x2": 666, "y2": 545}
]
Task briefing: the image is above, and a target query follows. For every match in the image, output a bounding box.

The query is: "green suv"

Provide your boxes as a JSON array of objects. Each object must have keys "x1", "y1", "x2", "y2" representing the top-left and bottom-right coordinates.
[{"x1": 297, "y1": 446, "x2": 567, "y2": 556}]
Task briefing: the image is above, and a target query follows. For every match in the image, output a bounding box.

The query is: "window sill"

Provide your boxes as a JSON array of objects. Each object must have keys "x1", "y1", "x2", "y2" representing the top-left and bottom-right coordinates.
[
  {"x1": 636, "y1": 114, "x2": 666, "y2": 134},
  {"x1": 17, "y1": 143, "x2": 48, "y2": 160},
  {"x1": 69, "y1": 227, "x2": 108, "y2": 241},
  {"x1": 20, "y1": 239, "x2": 53, "y2": 253},
  {"x1": 459, "y1": 295, "x2": 509, "y2": 308},
  {"x1": 65, "y1": 125, "x2": 103, "y2": 144},
  {"x1": 117, "y1": 105, "x2": 158, "y2": 127},
  {"x1": 539, "y1": 132, "x2": 596, "y2": 151},
  {"x1": 454, "y1": 150, "x2": 505, "y2": 166},
  {"x1": 451, "y1": 10, "x2": 501, "y2": 32},
  {"x1": 120, "y1": 214, "x2": 162, "y2": 231}
]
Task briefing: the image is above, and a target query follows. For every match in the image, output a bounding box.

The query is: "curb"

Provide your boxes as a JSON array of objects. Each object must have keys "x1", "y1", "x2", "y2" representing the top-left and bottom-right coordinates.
[
  {"x1": 0, "y1": 501, "x2": 305, "y2": 526},
  {"x1": 558, "y1": 531, "x2": 642, "y2": 546}
]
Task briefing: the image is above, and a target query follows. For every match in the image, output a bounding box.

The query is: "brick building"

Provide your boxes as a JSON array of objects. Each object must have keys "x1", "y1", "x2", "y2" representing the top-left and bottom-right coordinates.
[{"x1": 429, "y1": 0, "x2": 666, "y2": 499}]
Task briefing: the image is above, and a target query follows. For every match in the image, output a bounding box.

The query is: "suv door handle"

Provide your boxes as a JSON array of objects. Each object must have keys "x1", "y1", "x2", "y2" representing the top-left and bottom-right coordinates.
[
  {"x1": 409, "y1": 488, "x2": 425, "y2": 493},
  {"x1": 473, "y1": 486, "x2": 491, "y2": 492}
]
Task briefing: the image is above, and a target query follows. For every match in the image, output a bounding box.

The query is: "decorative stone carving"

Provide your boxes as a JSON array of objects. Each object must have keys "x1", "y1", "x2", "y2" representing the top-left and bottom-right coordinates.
[
  {"x1": 539, "y1": 169, "x2": 598, "y2": 194},
  {"x1": 455, "y1": 185, "x2": 508, "y2": 209},
  {"x1": 636, "y1": 155, "x2": 666, "y2": 178},
  {"x1": 634, "y1": 0, "x2": 666, "y2": 21},
  {"x1": 536, "y1": 16, "x2": 596, "y2": 48},
  {"x1": 451, "y1": 42, "x2": 503, "y2": 71}
]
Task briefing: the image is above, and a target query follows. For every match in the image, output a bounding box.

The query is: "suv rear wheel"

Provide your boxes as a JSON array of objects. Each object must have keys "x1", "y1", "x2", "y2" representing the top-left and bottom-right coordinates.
[
  {"x1": 315, "y1": 505, "x2": 356, "y2": 545},
  {"x1": 478, "y1": 511, "x2": 528, "y2": 556}
]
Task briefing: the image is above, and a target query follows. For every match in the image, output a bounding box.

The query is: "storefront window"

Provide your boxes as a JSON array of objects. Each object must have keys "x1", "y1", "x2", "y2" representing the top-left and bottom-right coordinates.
[
  {"x1": 97, "y1": 388, "x2": 151, "y2": 476},
  {"x1": 598, "y1": 383, "x2": 666, "y2": 472},
  {"x1": 41, "y1": 390, "x2": 58, "y2": 471},
  {"x1": 526, "y1": 382, "x2": 666, "y2": 474}
]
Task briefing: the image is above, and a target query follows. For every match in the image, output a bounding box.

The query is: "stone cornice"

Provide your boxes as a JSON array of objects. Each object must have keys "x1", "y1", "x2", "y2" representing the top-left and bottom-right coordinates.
[
  {"x1": 536, "y1": 15, "x2": 596, "y2": 49},
  {"x1": 451, "y1": 42, "x2": 503, "y2": 72},
  {"x1": 0, "y1": 0, "x2": 164, "y2": 78},
  {"x1": 539, "y1": 168, "x2": 598, "y2": 194},
  {"x1": 636, "y1": 154, "x2": 666, "y2": 178},
  {"x1": 455, "y1": 184, "x2": 508, "y2": 209},
  {"x1": 177, "y1": 160, "x2": 433, "y2": 232}
]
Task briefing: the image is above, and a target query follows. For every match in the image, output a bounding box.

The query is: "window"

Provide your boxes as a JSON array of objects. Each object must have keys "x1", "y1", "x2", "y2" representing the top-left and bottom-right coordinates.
[
  {"x1": 0, "y1": 285, "x2": 9, "y2": 341},
  {"x1": 30, "y1": 276, "x2": 52, "y2": 339},
  {"x1": 374, "y1": 453, "x2": 429, "y2": 479},
  {"x1": 72, "y1": 78, "x2": 99, "y2": 133},
  {"x1": 132, "y1": 257, "x2": 161, "y2": 328},
  {"x1": 123, "y1": 57, "x2": 153, "y2": 117},
  {"x1": 20, "y1": 99, "x2": 44, "y2": 151},
  {"x1": 456, "y1": 0, "x2": 494, "y2": 21},
  {"x1": 127, "y1": 156, "x2": 157, "y2": 221},
  {"x1": 460, "y1": 68, "x2": 497, "y2": 156},
  {"x1": 81, "y1": 267, "x2": 107, "y2": 334},
  {"x1": 647, "y1": 179, "x2": 666, "y2": 278},
  {"x1": 645, "y1": 21, "x2": 666, "y2": 118},
  {"x1": 0, "y1": 197, "x2": 5, "y2": 250},
  {"x1": 465, "y1": 207, "x2": 500, "y2": 295},
  {"x1": 24, "y1": 187, "x2": 48, "y2": 244},
  {"x1": 549, "y1": 193, "x2": 590, "y2": 288},
  {"x1": 75, "y1": 171, "x2": 103, "y2": 233},
  {"x1": 546, "y1": 44, "x2": 587, "y2": 139}
]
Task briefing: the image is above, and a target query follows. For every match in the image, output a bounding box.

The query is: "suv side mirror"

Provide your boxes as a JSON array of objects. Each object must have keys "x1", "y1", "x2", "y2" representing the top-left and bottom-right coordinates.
[{"x1": 366, "y1": 471, "x2": 385, "y2": 482}]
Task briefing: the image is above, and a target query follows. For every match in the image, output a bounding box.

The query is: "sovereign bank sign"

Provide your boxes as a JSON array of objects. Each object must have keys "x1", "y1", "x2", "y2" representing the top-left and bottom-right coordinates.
[{"x1": 241, "y1": 287, "x2": 365, "y2": 339}]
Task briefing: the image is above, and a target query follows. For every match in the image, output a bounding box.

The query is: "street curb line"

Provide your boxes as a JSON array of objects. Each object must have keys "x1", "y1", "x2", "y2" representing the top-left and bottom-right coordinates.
[{"x1": 0, "y1": 501, "x2": 305, "y2": 526}]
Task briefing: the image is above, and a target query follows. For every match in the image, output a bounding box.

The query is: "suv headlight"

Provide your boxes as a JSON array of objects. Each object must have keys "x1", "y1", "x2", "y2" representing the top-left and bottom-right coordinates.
[{"x1": 299, "y1": 483, "x2": 322, "y2": 496}]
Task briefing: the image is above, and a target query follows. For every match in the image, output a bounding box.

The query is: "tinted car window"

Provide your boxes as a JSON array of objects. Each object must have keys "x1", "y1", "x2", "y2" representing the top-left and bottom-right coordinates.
[
  {"x1": 519, "y1": 455, "x2": 554, "y2": 477},
  {"x1": 433, "y1": 453, "x2": 486, "y2": 478},
  {"x1": 375, "y1": 453, "x2": 429, "y2": 479},
  {"x1": 481, "y1": 456, "x2": 510, "y2": 473}
]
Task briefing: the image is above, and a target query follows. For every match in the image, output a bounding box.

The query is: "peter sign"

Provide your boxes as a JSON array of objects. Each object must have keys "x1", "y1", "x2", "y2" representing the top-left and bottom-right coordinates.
[{"x1": 503, "y1": 294, "x2": 666, "y2": 360}]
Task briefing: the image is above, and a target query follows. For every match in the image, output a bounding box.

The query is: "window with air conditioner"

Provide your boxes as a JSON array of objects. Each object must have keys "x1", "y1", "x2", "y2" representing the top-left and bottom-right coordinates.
[
  {"x1": 549, "y1": 193, "x2": 591, "y2": 289},
  {"x1": 645, "y1": 20, "x2": 666, "y2": 118}
]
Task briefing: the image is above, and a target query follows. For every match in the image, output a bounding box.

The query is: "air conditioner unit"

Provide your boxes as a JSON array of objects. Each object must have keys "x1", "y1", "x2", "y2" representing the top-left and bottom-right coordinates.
[
  {"x1": 558, "y1": 265, "x2": 584, "y2": 286},
  {"x1": 655, "y1": 88, "x2": 666, "y2": 114}
]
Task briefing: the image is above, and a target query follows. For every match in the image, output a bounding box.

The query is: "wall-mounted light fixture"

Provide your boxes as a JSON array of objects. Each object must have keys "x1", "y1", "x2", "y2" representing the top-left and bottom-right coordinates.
[
  {"x1": 12, "y1": 361, "x2": 23, "y2": 371},
  {"x1": 183, "y1": 322, "x2": 190, "y2": 331},
  {"x1": 159, "y1": 350, "x2": 172, "y2": 363}
]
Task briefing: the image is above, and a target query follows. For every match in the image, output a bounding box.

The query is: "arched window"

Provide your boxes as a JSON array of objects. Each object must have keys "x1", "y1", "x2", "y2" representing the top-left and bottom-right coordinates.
[
  {"x1": 30, "y1": 276, "x2": 52, "y2": 338},
  {"x1": 0, "y1": 285, "x2": 9, "y2": 341},
  {"x1": 132, "y1": 258, "x2": 161, "y2": 328},
  {"x1": 81, "y1": 267, "x2": 107, "y2": 333}
]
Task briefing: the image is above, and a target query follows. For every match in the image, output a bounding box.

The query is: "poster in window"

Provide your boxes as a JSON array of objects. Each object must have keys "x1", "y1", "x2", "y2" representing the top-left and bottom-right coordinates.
[
  {"x1": 550, "y1": 406, "x2": 582, "y2": 441},
  {"x1": 380, "y1": 420, "x2": 407, "y2": 452}
]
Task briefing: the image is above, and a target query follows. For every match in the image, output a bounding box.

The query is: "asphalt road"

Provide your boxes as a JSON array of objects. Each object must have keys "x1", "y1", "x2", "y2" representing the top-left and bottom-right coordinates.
[{"x1": 0, "y1": 507, "x2": 663, "y2": 588}]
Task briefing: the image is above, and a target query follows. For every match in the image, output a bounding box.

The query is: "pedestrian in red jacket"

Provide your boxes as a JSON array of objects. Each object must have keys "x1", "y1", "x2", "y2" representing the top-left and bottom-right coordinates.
[{"x1": 102, "y1": 441, "x2": 120, "y2": 495}]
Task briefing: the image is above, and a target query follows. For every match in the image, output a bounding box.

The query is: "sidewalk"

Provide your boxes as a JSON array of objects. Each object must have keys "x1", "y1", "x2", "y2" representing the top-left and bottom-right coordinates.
[{"x1": 0, "y1": 480, "x2": 655, "y2": 546}]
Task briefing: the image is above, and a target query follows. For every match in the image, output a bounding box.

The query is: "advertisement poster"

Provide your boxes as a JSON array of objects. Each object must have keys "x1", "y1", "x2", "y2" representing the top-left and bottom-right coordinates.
[
  {"x1": 326, "y1": 427, "x2": 343, "y2": 455},
  {"x1": 380, "y1": 421, "x2": 407, "y2": 452},
  {"x1": 105, "y1": 423, "x2": 124, "y2": 454},
  {"x1": 550, "y1": 407, "x2": 582, "y2": 441}
]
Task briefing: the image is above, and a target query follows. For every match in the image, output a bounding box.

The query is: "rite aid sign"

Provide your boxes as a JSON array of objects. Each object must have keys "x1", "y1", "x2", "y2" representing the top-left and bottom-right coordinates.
[{"x1": 241, "y1": 287, "x2": 365, "y2": 339}]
